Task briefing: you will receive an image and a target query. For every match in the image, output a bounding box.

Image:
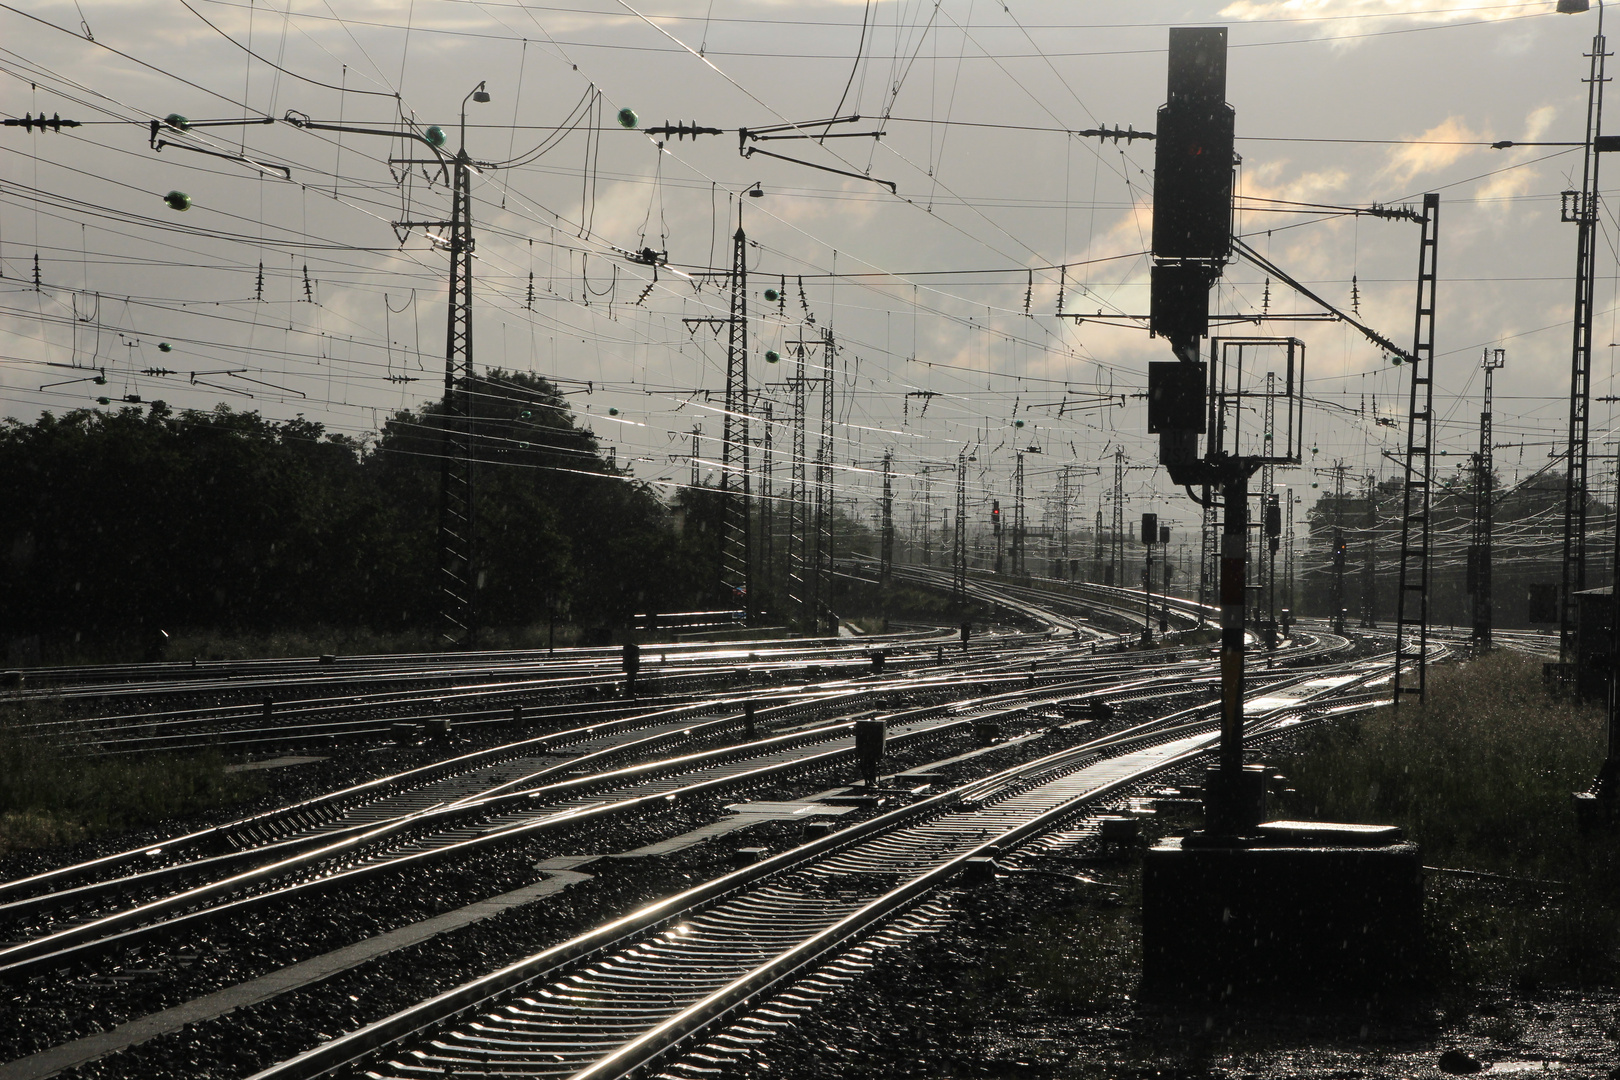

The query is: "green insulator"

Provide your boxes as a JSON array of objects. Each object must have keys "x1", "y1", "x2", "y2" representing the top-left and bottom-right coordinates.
[
  {"x1": 164, "y1": 191, "x2": 191, "y2": 211},
  {"x1": 158, "y1": 342, "x2": 172, "y2": 352},
  {"x1": 424, "y1": 125, "x2": 447, "y2": 147},
  {"x1": 608, "y1": 407, "x2": 620, "y2": 416},
  {"x1": 763, "y1": 288, "x2": 780, "y2": 302},
  {"x1": 1014, "y1": 419, "x2": 1025, "y2": 428},
  {"x1": 97, "y1": 396, "x2": 110, "y2": 405},
  {"x1": 164, "y1": 114, "x2": 190, "y2": 131},
  {"x1": 764, "y1": 350, "x2": 781, "y2": 364},
  {"x1": 617, "y1": 107, "x2": 638, "y2": 129}
]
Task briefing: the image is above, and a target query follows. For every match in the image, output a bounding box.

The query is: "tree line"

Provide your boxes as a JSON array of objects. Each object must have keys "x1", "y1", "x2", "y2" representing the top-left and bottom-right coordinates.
[{"x1": 0, "y1": 372, "x2": 721, "y2": 654}]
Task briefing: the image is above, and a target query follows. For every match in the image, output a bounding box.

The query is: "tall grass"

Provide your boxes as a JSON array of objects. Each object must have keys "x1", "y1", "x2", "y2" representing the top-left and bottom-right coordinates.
[
  {"x1": 0, "y1": 699, "x2": 265, "y2": 855},
  {"x1": 1273, "y1": 651, "x2": 1618, "y2": 987}
]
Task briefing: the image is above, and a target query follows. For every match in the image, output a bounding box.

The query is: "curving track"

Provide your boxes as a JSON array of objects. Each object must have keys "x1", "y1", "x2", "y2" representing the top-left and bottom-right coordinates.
[{"x1": 0, "y1": 580, "x2": 1407, "y2": 1080}]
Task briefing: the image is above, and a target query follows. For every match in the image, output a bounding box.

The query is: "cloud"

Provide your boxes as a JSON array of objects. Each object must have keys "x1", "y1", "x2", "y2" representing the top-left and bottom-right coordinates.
[
  {"x1": 1377, "y1": 115, "x2": 1487, "y2": 184},
  {"x1": 1218, "y1": 0, "x2": 1544, "y2": 39}
]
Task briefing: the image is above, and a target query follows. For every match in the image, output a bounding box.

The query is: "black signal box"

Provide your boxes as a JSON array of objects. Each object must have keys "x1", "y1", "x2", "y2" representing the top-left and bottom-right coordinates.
[
  {"x1": 1151, "y1": 27, "x2": 1235, "y2": 264},
  {"x1": 1147, "y1": 361, "x2": 1207, "y2": 434}
]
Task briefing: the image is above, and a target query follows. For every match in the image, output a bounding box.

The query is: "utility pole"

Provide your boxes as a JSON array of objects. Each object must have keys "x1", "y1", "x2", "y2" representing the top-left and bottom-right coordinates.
[
  {"x1": 1393, "y1": 193, "x2": 1441, "y2": 705},
  {"x1": 994, "y1": 500, "x2": 1005, "y2": 574},
  {"x1": 921, "y1": 479, "x2": 933, "y2": 566},
  {"x1": 1264, "y1": 494, "x2": 1280, "y2": 646},
  {"x1": 811, "y1": 328, "x2": 836, "y2": 631},
  {"x1": 1562, "y1": 0, "x2": 1609, "y2": 662},
  {"x1": 433, "y1": 133, "x2": 478, "y2": 648},
  {"x1": 1473, "y1": 348, "x2": 1505, "y2": 651},
  {"x1": 1161, "y1": 524, "x2": 1173, "y2": 633},
  {"x1": 1260, "y1": 372, "x2": 1277, "y2": 627},
  {"x1": 690, "y1": 427, "x2": 703, "y2": 488},
  {"x1": 757, "y1": 399, "x2": 774, "y2": 591},
  {"x1": 778, "y1": 340, "x2": 813, "y2": 627},
  {"x1": 722, "y1": 224, "x2": 753, "y2": 624},
  {"x1": 1199, "y1": 485, "x2": 1218, "y2": 621},
  {"x1": 1093, "y1": 502, "x2": 1105, "y2": 583},
  {"x1": 1285, "y1": 487, "x2": 1296, "y2": 617},
  {"x1": 1141, "y1": 512, "x2": 1158, "y2": 646},
  {"x1": 880, "y1": 449, "x2": 894, "y2": 589},
  {"x1": 334, "y1": 85, "x2": 495, "y2": 649},
  {"x1": 1013, "y1": 451, "x2": 1027, "y2": 577},
  {"x1": 1328, "y1": 461, "x2": 1350, "y2": 635},
  {"x1": 1112, "y1": 447, "x2": 1126, "y2": 587},
  {"x1": 954, "y1": 451, "x2": 968, "y2": 599},
  {"x1": 1056, "y1": 466, "x2": 1072, "y2": 577},
  {"x1": 1360, "y1": 473, "x2": 1378, "y2": 628}
]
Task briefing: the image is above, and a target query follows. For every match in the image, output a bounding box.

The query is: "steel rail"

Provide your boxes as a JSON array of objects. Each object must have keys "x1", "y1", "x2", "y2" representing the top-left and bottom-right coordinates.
[
  {"x1": 243, "y1": 644, "x2": 1401, "y2": 1080},
  {"x1": 1, "y1": 666, "x2": 1196, "y2": 980}
]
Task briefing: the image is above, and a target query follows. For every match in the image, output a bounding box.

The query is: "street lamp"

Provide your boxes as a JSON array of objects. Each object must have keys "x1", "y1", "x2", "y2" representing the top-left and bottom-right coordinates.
[{"x1": 461, "y1": 81, "x2": 491, "y2": 151}]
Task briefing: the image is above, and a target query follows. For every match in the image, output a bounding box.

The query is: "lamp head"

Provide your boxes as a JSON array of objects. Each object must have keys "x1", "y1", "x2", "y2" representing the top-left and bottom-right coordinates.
[
  {"x1": 747, "y1": 184, "x2": 764, "y2": 198},
  {"x1": 471, "y1": 81, "x2": 491, "y2": 103},
  {"x1": 1558, "y1": 0, "x2": 1592, "y2": 13}
]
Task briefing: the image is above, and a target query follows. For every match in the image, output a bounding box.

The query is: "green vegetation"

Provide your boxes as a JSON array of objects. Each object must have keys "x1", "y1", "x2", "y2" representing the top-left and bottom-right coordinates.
[
  {"x1": 0, "y1": 373, "x2": 722, "y2": 662},
  {"x1": 0, "y1": 700, "x2": 265, "y2": 854},
  {"x1": 1273, "y1": 651, "x2": 1619, "y2": 988}
]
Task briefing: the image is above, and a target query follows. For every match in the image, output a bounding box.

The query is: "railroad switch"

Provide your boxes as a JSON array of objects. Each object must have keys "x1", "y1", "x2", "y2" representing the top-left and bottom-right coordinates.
[
  {"x1": 962, "y1": 856, "x2": 998, "y2": 885},
  {"x1": 1096, "y1": 815, "x2": 1141, "y2": 845},
  {"x1": 731, "y1": 847, "x2": 768, "y2": 866},
  {"x1": 854, "y1": 717, "x2": 887, "y2": 787}
]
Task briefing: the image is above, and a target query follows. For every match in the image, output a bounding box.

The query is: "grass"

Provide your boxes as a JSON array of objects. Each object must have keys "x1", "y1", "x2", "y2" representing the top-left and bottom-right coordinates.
[
  {"x1": 0, "y1": 699, "x2": 266, "y2": 855},
  {"x1": 1271, "y1": 650, "x2": 1620, "y2": 988}
]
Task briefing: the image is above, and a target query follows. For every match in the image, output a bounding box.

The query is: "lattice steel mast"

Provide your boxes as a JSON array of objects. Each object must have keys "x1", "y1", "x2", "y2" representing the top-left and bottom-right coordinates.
[
  {"x1": 1393, "y1": 193, "x2": 1441, "y2": 705},
  {"x1": 719, "y1": 225, "x2": 754, "y2": 623},
  {"x1": 1473, "y1": 348, "x2": 1505, "y2": 651},
  {"x1": 1562, "y1": 9, "x2": 1609, "y2": 659}
]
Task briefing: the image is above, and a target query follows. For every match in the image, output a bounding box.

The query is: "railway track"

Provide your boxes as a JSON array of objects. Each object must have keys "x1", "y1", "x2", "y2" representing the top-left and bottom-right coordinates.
[
  {"x1": 241, "y1": 648, "x2": 1411, "y2": 1080},
  {"x1": 0, "y1": 584, "x2": 1393, "y2": 1080},
  {"x1": 0, "y1": 655, "x2": 1247, "y2": 983}
]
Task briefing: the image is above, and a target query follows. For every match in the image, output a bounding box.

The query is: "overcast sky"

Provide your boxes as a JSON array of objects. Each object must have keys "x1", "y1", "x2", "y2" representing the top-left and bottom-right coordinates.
[{"x1": 1, "y1": 0, "x2": 1612, "y2": 553}]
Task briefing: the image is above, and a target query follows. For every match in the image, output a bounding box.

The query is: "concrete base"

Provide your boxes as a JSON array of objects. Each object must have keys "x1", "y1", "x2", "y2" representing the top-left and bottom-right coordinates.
[{"x1": 1143, "y1": 822, "x2": 1422, "y2": 998}]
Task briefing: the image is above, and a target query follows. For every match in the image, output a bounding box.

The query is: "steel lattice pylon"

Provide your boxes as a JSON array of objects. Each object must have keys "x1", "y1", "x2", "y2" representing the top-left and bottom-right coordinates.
[
  {"x1": 435, "y1": 152, "x2": 476, "y2": 648},
  {"x1": 953, "y1": 452, "x2": 967, "y2": 597},
  {"x1": 1474, "y1": 348, "x2": 1505, "y2": 651},
  {"x1": 1563, "y1": 22, "x2": 1609, "y2": 660},
  {"x1": 880, "y1": 450, "x2": 894, "y2": 588},
  {"x1": 1361, "y1": 472, "x2": 1378, "y2": 629},
  {"x1": 1394, "y1": 193, "x2": 1441, "y2": 705},
  {"x1": 1111, "y1": 448, "x2": 1126, "y2": 587},
  {"x1": 1013, "y1": 451, "x2": 1026, "y2": 577},
  {"x1": 787, "y1": 344, "x2": 809, "y2": 619},
  {"x1": 810, "y1": 329, "x2": 835, "y2": 631},
  {"x1": 719, "y1": 227, "x2": 753, "y2": 622}
]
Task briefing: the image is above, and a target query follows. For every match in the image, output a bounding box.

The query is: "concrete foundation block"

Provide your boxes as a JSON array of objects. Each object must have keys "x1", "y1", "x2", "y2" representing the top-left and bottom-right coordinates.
[{"x1": 1143, "y1": 829, "x2": 1422, "y2": 998}]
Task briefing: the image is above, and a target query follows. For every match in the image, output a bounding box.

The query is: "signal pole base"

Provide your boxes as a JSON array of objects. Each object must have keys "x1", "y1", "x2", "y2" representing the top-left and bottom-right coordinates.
[{"x1": 1143, "y1": 821, "x2": 1422, "y2": 998}]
